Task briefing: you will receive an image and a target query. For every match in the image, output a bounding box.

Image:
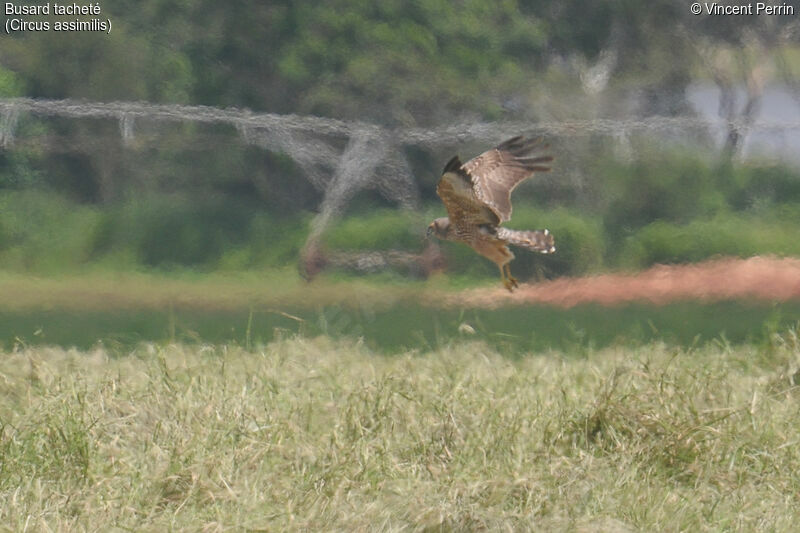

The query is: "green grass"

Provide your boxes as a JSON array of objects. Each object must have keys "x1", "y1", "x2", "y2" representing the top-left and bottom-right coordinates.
[
  {"x1": 620, "y1": 214, "x2": 800, "y2": 269},
  {"x1": 2, "y1": 334, "x2": 800, "y2": 530},
  {"x1": 4, "y1": 277, "x2": 800, "y2": 353}
]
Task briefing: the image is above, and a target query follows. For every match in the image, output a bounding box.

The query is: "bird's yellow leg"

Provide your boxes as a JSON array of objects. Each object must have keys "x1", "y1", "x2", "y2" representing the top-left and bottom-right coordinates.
[
  {"x1": 498, "y1": 264, "x2": 513, "y2": 292},
  {"x1": 504, "y1": 264, "x2": 518, "y2": 289}
]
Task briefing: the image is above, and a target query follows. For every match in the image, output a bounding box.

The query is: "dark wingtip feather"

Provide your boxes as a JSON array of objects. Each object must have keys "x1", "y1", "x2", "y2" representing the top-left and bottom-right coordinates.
[
  {"x1": 496, "y1": 136, "x2": 524, "y2": 151},
  {"x1": 497, "y1": 135, "x2": 550, "y2": 158},
  {"x1": 442, "y1": 155, "x2": 463, "y2": 174},
  {"x1": 502, "y1": 137, "x2": 554, "y2": 172}
]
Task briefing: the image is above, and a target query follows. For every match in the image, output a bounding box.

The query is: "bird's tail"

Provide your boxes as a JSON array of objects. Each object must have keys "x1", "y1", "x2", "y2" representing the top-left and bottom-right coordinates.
[{"x1": 496, "y1": 227, "x2": 555, "y2": 254}]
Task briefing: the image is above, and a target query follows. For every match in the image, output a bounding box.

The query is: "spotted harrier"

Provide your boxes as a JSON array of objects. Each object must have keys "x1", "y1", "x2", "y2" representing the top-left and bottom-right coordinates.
[{"x1": 426, "y1": 136, "x2": 555, "y2": 291}]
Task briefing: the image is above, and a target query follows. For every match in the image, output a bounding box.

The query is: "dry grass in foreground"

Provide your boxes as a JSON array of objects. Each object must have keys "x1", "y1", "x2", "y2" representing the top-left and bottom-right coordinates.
[{"x1": 2, "y1": 334, "x2": 800, "y2": 531}]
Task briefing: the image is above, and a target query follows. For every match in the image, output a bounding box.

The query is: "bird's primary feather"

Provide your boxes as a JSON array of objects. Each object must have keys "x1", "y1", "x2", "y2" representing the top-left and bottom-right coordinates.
[{"x1": 459, "y1": 136, "x2": 552, "y2": 223}]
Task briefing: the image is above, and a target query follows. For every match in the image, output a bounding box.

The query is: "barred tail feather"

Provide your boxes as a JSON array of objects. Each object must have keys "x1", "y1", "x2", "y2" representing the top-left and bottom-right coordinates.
[{"x1": 496, "y1": 227, "x2": 555, "y2": 254}]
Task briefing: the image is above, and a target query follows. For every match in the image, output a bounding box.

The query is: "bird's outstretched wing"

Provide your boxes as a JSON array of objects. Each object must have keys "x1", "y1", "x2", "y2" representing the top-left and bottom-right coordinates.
[
  {"x1": 436, "y1": 155, "x2": 500, "y2": 228},
  {"x1": 460, "y1": 136, "x2": 552, "y2": 223}
]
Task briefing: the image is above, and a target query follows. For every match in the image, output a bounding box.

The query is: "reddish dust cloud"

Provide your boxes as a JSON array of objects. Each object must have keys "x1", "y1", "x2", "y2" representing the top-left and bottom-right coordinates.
[{"x1": 447, "y1": 256, "x2": 800, "y2": 308}]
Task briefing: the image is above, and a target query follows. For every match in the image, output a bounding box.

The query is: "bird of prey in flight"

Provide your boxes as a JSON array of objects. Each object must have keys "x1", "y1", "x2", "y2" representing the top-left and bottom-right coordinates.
[{"x1": 427, "y1": 136, "x2": 555, "y2": 291}]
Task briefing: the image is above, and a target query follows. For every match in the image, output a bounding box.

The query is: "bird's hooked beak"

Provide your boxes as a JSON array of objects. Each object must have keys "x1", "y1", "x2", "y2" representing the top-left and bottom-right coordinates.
[{"x1": 426, "y1": 225, "x2": 434, "y2": 239}]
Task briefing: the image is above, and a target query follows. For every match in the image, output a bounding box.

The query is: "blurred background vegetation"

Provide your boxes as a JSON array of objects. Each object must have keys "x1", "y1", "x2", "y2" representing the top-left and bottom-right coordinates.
[{"x1": 1, "y1": 0, "x2": 800, "y2": 283}]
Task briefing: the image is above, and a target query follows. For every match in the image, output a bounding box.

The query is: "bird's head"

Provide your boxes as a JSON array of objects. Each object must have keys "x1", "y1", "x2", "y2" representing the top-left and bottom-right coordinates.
[{"x1": 426, "y1": 217, "x2": 451, "y2": 240}]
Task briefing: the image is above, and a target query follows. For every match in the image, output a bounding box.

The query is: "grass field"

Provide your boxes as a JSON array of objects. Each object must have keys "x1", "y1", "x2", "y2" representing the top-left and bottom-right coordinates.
[
  {"x1": 3, "y1": 267, "x2": 800, "y2": 354},
  {"x1": 2, "y1": 333, "x2": 800, "y2": 531}
]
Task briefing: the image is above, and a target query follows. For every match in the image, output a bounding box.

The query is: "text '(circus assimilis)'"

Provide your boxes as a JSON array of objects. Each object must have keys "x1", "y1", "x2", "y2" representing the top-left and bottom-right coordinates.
[{"x1": 4, "y1": 3, "x2": 111, "y2": 34}]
